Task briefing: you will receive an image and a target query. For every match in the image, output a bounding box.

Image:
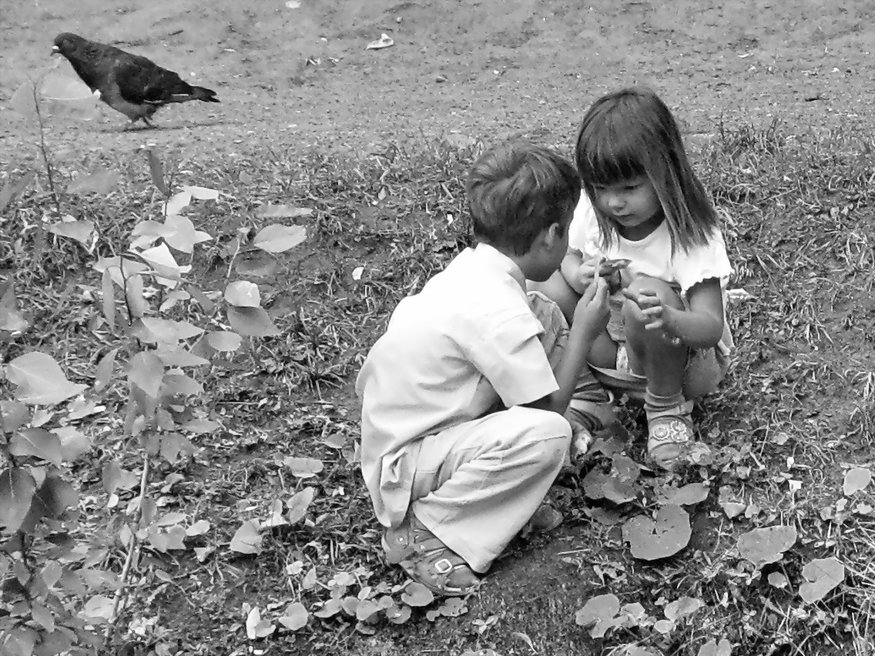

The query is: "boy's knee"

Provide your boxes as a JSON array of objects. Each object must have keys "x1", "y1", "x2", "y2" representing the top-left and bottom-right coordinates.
[{"x1": 513, "y1": 407, "x2": 572, "y2": 464}]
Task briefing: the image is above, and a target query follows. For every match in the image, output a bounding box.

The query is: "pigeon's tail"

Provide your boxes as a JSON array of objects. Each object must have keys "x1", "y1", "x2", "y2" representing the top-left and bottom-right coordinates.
[{"x1": 190, "y1": 86, "x2": 219, "y2": 103}]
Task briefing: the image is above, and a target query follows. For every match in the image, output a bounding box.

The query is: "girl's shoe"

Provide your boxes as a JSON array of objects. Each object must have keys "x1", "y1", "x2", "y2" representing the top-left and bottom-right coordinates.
[
  {"x1": 645, "y1": 400, "x2": 695, "y2": 471},
  {"x1": 382, "y1": 513, "x2": 480, "y2": 597}
]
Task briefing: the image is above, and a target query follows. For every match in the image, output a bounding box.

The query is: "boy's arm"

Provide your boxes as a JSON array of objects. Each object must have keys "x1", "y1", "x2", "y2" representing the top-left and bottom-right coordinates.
[{"x1": 525, "y1": 276, "x2": 610, "y2": 414}]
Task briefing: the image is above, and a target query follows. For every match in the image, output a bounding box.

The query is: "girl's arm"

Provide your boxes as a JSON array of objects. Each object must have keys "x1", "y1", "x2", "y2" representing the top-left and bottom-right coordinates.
[{"x1": 625, "y1": 277, "x2": 724, "y2": 348}]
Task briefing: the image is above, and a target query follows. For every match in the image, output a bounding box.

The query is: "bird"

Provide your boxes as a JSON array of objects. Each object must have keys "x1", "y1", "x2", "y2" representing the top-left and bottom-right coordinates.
[{"x1": 51, "y1": 32, "x2": 219, "y2": 128}]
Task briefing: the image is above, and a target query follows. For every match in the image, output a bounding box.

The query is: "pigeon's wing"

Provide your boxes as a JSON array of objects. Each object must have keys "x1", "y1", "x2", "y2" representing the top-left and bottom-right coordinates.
[{"x1": 112, "y1": 54, "x2": 193, "y2": 106}]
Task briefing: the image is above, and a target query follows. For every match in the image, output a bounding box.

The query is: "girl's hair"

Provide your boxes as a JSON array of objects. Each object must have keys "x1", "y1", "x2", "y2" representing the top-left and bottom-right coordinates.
[
  {"x1": 575, "y1": 87, "x2": 718, "y2": 254},
  {"x1": 467, "y1": 141, "x2": 580, "y2": 255}
]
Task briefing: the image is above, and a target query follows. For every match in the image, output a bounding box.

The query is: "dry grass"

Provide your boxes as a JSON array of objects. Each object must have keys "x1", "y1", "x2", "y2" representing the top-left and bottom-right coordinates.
[{"x1": 1, "y1": 124, "x2": 874, "y2": 655}]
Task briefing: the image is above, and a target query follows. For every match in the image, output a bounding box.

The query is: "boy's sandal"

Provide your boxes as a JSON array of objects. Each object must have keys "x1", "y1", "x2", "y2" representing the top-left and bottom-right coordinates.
[
  {"x1": 382, "y1": 513, "x2": 480, "y2": 597},
  {"x1": 646, "y1": 414, "x2": 695, "y2": 471}
]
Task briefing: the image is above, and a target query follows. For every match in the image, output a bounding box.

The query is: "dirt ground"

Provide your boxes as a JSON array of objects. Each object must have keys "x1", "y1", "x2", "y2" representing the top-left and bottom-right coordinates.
[
  {"x1": 2, "y1": 0, "x2": 874, "y2": 162},
  {"x1": 2, "y1": 1, "x2": 874, "y2": 654}
]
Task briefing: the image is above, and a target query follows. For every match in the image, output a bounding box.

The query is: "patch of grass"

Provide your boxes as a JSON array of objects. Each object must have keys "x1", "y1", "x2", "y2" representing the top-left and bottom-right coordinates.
[{"x1": 1, "y1": 125, "x2": 874, "y2": 655}]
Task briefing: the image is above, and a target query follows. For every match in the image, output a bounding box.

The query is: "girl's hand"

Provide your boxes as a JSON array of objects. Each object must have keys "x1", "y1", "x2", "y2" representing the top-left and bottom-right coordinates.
[
  {"x1": 573, "y1": 257, "x2": 627, "y2": 292},
  {"x1": 572, "y1": 274, "x2": 610, "y2": 341},
  {"x1": 622, "y1": 288, "x2": 683, "y2": 345}
]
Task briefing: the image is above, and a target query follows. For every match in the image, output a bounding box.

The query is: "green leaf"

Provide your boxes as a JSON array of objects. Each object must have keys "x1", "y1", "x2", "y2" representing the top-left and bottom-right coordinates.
[
  {"x1": 385, "y1": 603, "x2": 411, "y2": 624},
  {"x1": 127, "y1": 351, "x2": 164, "y2": 399},
  {"x1": 657, "y1": 482, "x2": 709, "y2": 506},
  {"x1": 93, "y1": 348, "x2": 119, "y2": 393},
  {"x1": 125, "y1": 273, "x2": 147, "y2": 320},
  {"x1": 101, "y1": 269, "x2": 116, "y2": 331},
  {"x1": 623, "y1": 504, "x2": 691, "y2": 561},
  {"x1": 0, "y1": 170, "x2": 35, "y2": 215},
  {"x1": 1, "y1": 400, "x2": 30, "y2": 434},
  {"x1": 160, "y1": 432, "x2": 195, "y2": 464},
  {"x1": 164, "y1": 213, "x2": 210, "y2": 253},
  {"x1": 252, "y1": 224, "x2": 307, "y2": 253},
  {"x1": 163, "y1": 190, "x2": 192, "y2": 216},
  {"x1": 139, "y1": 318, "x2": 204, "y2": 344},
  {"x1": 30, "y1": 471, "x2": 78, "y2": 520},
  {"x1": 0, "y1": 282, "x2": 29, "y2": 333},
  {"x1": 697, "y1": 638, "x2": 732, "y2": 656},
  {"x1": 135, "y1": 243, "x2": 190, "y2": 280},
  {"x1": 664, "y1": 596, "x2": 704, "y2": 621},
  {"x1": 48, "y1": 218, "x2": 95, "y2": 246},
  {"x1": 799, "y1": 557, "x2": 844, "y2": 603},
  {"x1": 8, "y1": 428, "x2": 63, "y2": 466},
  {"x1": 313, "y1": 598, "x2": 343, "y2": 618},
  {"x1": 5, "y1": 352, "x2": 87, "y2": 406},
  {"x1": 207, "y1": 330, "x2": 243, "y2": 352},
  {"x1": 229, "y1": 520, "x2": 263, "y2": 554},
  {"x1": 102, "y1": 460, "x2": 123, "y2": 494},
  {"x1": 0, "y1": 624, "x2": 38, "y2": 656},
  {"x1": 278, "y1": 602, "x2": 309, "y2": 631},
  {"x1": 183, "y1": 185, "x2": 220, "y2": 200},
  {"x1": 185, "y1": 519, "x2": 211, "y2": 537},
  {"x1": 0, "y1": 467, "x2": 36, "y2": 532},
  {"x1": 737, "y1": 525, "x2": 797, "y2": 567},
  {"x1": 245, "y1": 607, "x2": 275, "y2": 640},
  {"x1": 226, "y1": 305, "x2": 280, "y2": 337},
  {"x1": 66, "y1": 169, "x2": 119, "y2": 195},
  {"x1": 224, "y1": 280, "x2": 261, "y2": 308},
  {"x1": 80, "y1": 594, "x2": 115, "y2": 624},
  {"x1": 154, "y1": 348, "x2": 210, "y2": 367}
]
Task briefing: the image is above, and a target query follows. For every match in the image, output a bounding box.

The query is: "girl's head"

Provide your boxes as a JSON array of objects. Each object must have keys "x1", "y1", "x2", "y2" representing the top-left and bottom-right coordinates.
[{"x1": 575, "y1": 87, "x2": 718, "y2": 253}]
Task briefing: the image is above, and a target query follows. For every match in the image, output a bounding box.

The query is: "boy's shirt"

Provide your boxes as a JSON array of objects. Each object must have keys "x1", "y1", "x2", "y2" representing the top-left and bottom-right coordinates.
[{"x1": 356, "y1": 243, "x2": 560, "y2": 527}]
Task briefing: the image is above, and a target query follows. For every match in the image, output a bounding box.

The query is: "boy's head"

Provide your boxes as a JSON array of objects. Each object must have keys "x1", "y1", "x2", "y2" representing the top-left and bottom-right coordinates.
[{"x1": 466, "y1": 141, "x2": 581, "y2": 257}]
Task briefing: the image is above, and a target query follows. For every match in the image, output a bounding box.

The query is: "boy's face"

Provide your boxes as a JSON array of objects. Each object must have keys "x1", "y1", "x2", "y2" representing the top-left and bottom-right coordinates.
[{"x1": 529, "y1": 207, "x2": 572, "y2": 282}]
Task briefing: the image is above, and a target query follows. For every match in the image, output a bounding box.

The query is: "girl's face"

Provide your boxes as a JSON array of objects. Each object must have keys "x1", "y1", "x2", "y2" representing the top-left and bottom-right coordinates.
[{"x1": 591, "y1": 176, "x2": 662, "y2": 238}]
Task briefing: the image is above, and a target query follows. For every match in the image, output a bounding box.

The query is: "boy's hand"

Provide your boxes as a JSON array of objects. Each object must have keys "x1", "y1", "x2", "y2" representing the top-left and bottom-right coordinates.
[
  {"x1": 622, "y1": 288, "x2": 682, "y2": 345},
  {"x1": 572, "y1": 274, "x2": 610, "y2": 341}
]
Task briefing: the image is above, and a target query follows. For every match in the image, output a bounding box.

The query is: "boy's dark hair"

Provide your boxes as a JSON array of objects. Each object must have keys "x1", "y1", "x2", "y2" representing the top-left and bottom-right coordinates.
[{"x1": 466, "y1": 141, "x2": 581, "y2": 256}]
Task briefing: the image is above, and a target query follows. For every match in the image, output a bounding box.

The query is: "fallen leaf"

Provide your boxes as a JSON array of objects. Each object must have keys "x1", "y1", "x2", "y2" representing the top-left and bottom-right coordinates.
[
  {"x1": 5, "y1": 352, "x2": 87, "y2": 406},
  {"x1": 575, "y1": 593, "x2": 620, "y2": 638},
  {"x1": 799, "y1": 557, "x2": 844, "y2": 603},
  {"x1": 245, "y1": 607, "x2": 275, "y2": 640},
  {"x1": 229, "y1": 520, "x2": 263, "y2": 554},
  {"x1": 767, "y1": 572, "x2": 788, "y2": 589},
  {"x1": 843, "y1": 467, "x2": 872, "y2": 496},
  {"x1": 401, "y1": 582, "x2": 434, "y2": 607},
  {"x1": 623, "y1": 505, "x2": 691, "y2": 561},
  {"x1": 186, "y1": 519, "x2": 211, "y2": 537},
  {"x1": 278, "y1": 602, "x2": 309, "y2": 631},
  {"x1": 737, "y1": 525, "x2": 797, "y2": 567},
  {"x1": 697, "y1": 637, "x2": 732, "y2": 656},
  {"x1": 284, "y1": 457, "x2": 324, "y2": 478},
  {"x1": 658, "y1": 482, "x2": 709, "y2": 506},
  {"x1": 664, "y1": 596, "x2": 704, "y2": 621}
]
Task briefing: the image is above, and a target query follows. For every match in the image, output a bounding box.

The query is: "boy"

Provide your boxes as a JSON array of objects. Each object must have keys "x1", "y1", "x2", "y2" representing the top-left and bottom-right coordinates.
[{"x1": 356, "y1": 141, "x2": 611, "y2": 596}]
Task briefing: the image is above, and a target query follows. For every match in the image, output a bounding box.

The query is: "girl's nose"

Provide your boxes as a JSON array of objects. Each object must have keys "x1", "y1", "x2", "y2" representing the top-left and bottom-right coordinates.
[{"x1": 606, "y1": 193, "x2": 624, "y2": 210}]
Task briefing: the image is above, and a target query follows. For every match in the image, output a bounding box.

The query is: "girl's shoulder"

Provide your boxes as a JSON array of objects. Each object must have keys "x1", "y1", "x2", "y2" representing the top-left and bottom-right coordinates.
[
  {"x1": 673, "y1": 226, "x2": 733, "y2": 291},
  {"x1": 568, "y1": 192, "x2": 600, "y2": 251}
]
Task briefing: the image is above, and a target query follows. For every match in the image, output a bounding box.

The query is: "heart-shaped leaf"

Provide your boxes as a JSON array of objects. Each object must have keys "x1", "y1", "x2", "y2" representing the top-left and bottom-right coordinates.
[
  {"x1": 229, "y1": 520, "x2": 263, "y2": 554},
  {"x1": 697, "y1": 638, "x2": 732, "y2": 656},
  {"x1": 278, "y1": 602, "x2": 309, "y2": 631},
  {"x1": 8, "y1": 428, "x2": 63, "y2": 466},
  {"x1": 245, "y1": 607, "x2": 275, "y2": 640},
  {"x1": 799, "y1": 557, "x2": 844, "y2": 603},
  {"x1": 575, "y1": 593, "x2": 620, "y2": 638},
  {"x1": 401, "y1": 582, "x2": 434, "y2": 607},
  {"x1": 287, "y1": 487, "x2": 316, "y2": 524},
  {"x1": 207, "y1": 330, "x2": 243, "y2": 352},
  {"x1": 186, "y1": 519, "x2": 211, "y2": 537},
  {"x1": 737, "y1": 525, "x2": 797, "y2": 567},
  {"x1": 623, "y1": 505, "x2": 691, "y2": 560},
  {"x1": 49, "y1": 219, "x2": 96, "y2": 246}
]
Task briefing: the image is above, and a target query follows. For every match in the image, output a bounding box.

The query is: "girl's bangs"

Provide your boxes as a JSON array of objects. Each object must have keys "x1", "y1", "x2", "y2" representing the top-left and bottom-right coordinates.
[{"x1": 578, "y1": 125, "x2": 645, "y2": 185}]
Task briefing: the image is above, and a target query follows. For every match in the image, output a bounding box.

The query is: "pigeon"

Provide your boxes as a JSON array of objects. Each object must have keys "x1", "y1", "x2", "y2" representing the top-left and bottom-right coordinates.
[{"x1": 51, "y1": 32, "x2": 219, "y2": 128}]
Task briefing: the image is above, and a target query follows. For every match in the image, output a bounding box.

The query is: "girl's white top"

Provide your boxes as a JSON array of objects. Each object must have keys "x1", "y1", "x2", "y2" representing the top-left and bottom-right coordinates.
[{"x1": 568, "y1": 193, "x2": 735, "y2": 355}]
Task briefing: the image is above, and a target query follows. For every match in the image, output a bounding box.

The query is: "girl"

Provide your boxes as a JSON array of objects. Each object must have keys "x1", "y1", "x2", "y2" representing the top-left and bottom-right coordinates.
[{"x1": 534, "y1": 87, "x2": 734, "y2": 471}]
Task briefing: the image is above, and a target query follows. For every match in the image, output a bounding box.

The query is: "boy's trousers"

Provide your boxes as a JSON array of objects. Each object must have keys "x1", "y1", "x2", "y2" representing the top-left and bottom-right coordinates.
[
  {"x1": 404, "y1": 292, "x2": 584, "y2": 573},
  {"x1": 409, "y1": 405, "x2": 571, "y2": 573}
]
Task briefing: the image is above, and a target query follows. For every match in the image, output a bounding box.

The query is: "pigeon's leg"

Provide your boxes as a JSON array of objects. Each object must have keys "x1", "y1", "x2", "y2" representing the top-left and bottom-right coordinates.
[{"x1": 142, "y1": 116, "x2": 156, "y2": 129}]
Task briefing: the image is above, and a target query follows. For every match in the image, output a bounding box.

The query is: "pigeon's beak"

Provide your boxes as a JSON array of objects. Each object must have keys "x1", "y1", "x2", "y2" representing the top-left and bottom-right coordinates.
[{"x1": 51, "y1": 45, "x2": 60, "y2": 55}]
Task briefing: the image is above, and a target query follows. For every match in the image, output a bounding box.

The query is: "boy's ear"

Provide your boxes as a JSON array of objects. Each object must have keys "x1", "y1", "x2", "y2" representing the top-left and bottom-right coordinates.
[{"x1": 546, "y1": 221, "x2": 565, "y2": 245}]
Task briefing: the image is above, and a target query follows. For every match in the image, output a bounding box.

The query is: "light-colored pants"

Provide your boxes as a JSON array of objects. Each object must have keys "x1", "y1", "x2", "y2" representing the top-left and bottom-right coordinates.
[{"x1": 409, "y1": 405, "x2": 571, "y2": 573}]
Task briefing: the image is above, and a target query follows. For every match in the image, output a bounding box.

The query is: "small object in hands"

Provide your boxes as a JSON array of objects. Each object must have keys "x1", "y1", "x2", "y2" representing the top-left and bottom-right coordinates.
[
  {"x1": 366, "y1": 33, "x2": 395, "y2": 50},
  {"x1": 51, "y1": 32, "x2": 219, "y2": 128},
  {"x1": 603, "y1": 258, "x2": 632, "y2": 269}
]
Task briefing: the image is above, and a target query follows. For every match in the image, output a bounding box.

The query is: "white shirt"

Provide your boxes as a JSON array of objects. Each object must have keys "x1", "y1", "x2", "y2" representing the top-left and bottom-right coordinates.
[{"x1": 356, "y1": 243, "x2": 559, "y2": 526}]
